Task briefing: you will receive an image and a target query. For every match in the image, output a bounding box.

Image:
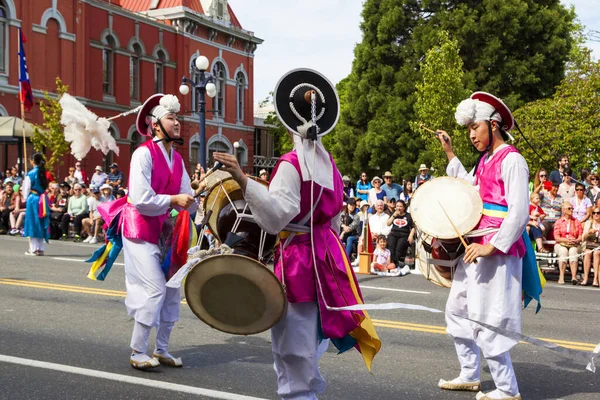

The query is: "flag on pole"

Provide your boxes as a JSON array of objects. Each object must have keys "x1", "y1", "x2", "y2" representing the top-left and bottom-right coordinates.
[{"x1": 18, "y1": 28, "x2": 33, "y2": 112}]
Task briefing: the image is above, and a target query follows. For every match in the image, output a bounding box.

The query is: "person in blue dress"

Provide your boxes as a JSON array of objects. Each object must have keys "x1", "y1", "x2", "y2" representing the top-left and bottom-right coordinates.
[{"x1": 23, "y1": 153, "x2": 50, "y2": 256}]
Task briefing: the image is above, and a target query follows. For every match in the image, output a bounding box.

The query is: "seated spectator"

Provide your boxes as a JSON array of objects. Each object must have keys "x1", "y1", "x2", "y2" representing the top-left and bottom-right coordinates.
[
  {"x1": 586, "y1": 174, "x2": 600, "y2": 205},
  {"x1": 60, "y1": 183, "x2": 89, "y2": 241},
  {"x1": 73, "y1": 161, "x2": 88, "y2": 184},
  {"x1": 371, "y1": 235, "x2": 397, "y2": 273},
  {"x1": 259, "y1": 169, "x2": 269, "y2": 182},
  {"x1": 399, "y1": 180, "x2": 414, "y2": 208},
  {"x1": 80, "y1": 183, "x2": 89, "y2": 197},
  {"x1": 50, "y1": 183, "x2": 70, "y2": 238},
  {"x1": 340, "y1": 198, "x2": 360, "y2": 260},
  {"x1": 64, "y1": 166, "x2": 79, "y2": 187},
  {"x1": 527, "y1": 193, "x2": 547, "y2": 252},
  {"x1": 0, "y1": 181, "x2": 16, "y2": 234},
  {"x1": 368, "y1": 177, "x2": 387, "y2": 206},
  {"x1": 9, "y1": 186, "x2": 26, "y2": 236},
  {"x1": 90, "y1": 165, "x2": 108, "y2": 189},
  {"x1": 106, "y1": 163, "x2": 124, "y2": 193},
  {"x1": 553, "y1": 201, "x2": 584, "y2": 285},
  {"x1": 5, "y1": 167, "x2": 22, "y2": 185},
  {"x1": 48, "y1": 182, "x2": 59, "y2": 205},
  {"x1": 342, "y1": 175, "x2": 355, "y2": 202},
  {"x1": 558, "y1": 168, "x2": 576, "y2": 200},
  {"x1": 381, "y1": 171, "x2": 402, "y2": 201},
  {"x1": 571, "y1": 183, "x2": 592, "y2": 223},
  {"x1": 582, "y1": 207, "x2": 600, "y2": 287},
  {"x1": 384, "y1": 197, "x2": 396, "y2": 216},
  {"x1": 414, "y1": 164, "x2": 431, "y2": 189},
  {"x1": 368, "y1": 200, "x2": 390, "y2": 238},
  {"x1": 539, "y1": 181, "x2": 562, "y2": 234},
  {"x1": 115, "y1": 189, "x2": 126, "y2": 199},
  {"x1": 386, "y1": 200, "x2": 415, "y2": 265},
  {"x1": 581, "y1": 168, "x2": 590, "y2": 189},
  {"x1": 532, "y1": 168, "x2": 552, "y2": 194},
  {"x1": 100, "y1": 184, "x2": 115, "y2": 202},
  {"x1": 355, "y1": 172, "x2": 372, "y2": 202},
  {"x1": 82, "y1": 187, "x2": 103, "y2": 244}
]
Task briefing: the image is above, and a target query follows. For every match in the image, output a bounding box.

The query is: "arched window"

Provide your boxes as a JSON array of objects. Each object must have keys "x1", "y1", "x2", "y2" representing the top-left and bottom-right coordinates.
[
  {"x1": 130, "y1": 130, "x2": 143, "y2": 158},
  {"x1": 212, "y1": 62, "x2": 225, "y2": 118},
  {"x1": 0, "y1": 2, "x2": 8, "y2": 74},
  {"x1": 103, "y1": 127, "x2": 118, "y2": 171},
  {"x1": 130, "y1": 43, "x2": 142, "y2": 101},
  {"x1": 236, "y1": 72, "x2": 245, "y2": 122},
  {"x1": 208, "y1": 140, "x2": 229, "y2": 166},
  {"x1": 155, "y1": 50, "x2": 166, "y2": 93},
  {"x1": 103, "y1": 35, "x2": 117, "y2": 95}
]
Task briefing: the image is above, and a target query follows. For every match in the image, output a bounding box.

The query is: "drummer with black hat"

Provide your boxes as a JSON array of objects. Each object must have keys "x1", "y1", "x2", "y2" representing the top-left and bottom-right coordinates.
[
  {"x1": 96, "y1": 93, "x2": 200, "y2": 371},
  {"x1": 214, "y1": 69, "x2": 380, "y2": 399},
  {"x1": 435, "y1": 92, "x2": 542, "y2": 400}
]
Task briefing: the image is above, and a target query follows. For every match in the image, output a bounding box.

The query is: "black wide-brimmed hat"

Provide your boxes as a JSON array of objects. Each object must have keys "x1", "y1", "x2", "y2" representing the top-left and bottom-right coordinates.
[{"x1": 273, "y1": 68, "x2": 339, "y2": 138}]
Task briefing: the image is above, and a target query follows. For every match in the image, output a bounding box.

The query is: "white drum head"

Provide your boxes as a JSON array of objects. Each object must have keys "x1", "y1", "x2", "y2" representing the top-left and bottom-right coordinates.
[{"x1": 410, "y1": 177, "x2": 482, "y2": 239}]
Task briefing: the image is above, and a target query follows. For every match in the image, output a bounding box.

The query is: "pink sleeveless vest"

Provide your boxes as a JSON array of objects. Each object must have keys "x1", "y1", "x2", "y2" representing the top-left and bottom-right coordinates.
[
  {"x1": 121, "y1": 140, "x2": 183, "y2": 245},
  {"x1": 474, "y1": 145, "x2": 526, "y2": 257}
]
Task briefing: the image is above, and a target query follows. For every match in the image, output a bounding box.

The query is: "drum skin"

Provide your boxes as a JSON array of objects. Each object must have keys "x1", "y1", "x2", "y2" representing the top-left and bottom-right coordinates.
[{"x1": 184, "y1": 254, "x2": 287, "y2": 335}]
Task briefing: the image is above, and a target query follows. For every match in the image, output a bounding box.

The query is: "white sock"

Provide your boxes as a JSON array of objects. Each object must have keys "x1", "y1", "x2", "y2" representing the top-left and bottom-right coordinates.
[{"x1": 131, "y1": 321, "x2": 152, "y2": 354}]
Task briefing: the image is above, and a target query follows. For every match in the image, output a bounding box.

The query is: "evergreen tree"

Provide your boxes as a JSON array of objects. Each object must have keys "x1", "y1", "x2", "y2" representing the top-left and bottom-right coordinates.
[{"x1": 335, "y1": 0, "x2": 576, "y2": 179}]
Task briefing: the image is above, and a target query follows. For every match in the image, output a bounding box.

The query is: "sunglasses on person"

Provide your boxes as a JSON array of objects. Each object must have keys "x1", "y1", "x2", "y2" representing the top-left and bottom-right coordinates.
[
  {"x1": 565, "y1": 207, "x2": 573, "y2": 210},
  {"x1": 576, "y1": 188, "x2": 585, "y2": 191},
  {"x1": 593, "y1": 211, "x2": 600, "y2": 215},
  {"x1": 592, "y1": 178, "x2": 598, "y2": 181},
  {"x1": 539, "y1": 174, "x2": 546, "y2": 177}
]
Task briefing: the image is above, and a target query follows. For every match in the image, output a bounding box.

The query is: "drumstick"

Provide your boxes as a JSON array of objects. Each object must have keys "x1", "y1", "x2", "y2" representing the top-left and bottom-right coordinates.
[
  {"x1": 192, "y1": 162, "x2": 224, "y2": 198},
  {"x1": 437, "y1": 201, "x2": 477, "y2": 264},
  {"x1": 420, "y1": 123, "x2": 449, "y2": 143}
]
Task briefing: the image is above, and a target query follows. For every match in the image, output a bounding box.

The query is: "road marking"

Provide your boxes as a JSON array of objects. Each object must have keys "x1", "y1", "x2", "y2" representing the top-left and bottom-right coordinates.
[
  {"x1": 51, "y1": 257, "x2": 125, "y2": 266},
  {"x1": 361, "y1": 285, "x2": 430, "y2": 294},
  {"x1": 0, "y1": 354, "x2": 267, "y2": 400},
  {"x1": 0, "y1": 279, "x2": 597, "y2": 351}
]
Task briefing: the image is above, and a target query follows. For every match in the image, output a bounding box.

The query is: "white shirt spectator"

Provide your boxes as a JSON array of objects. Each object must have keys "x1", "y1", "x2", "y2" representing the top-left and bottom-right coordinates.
[
  {"x1": 571, "y1": 195, "x2": 592, "y2": 222},
  {"x1": 369, "y1": 212, "x2": 391, "y2": 237},
  {"x1": 87, "y1": 195, "x2": 101, "y2": 219}
]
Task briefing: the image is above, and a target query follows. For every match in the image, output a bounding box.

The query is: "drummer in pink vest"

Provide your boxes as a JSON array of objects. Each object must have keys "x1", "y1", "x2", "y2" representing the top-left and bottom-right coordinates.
[
  {"x1": 435, "y1": 93, "x2": 532, "y2": 400},
  {"x1": 105, "y1": 94, "x2": 198, "y2": 370},
  {"x1": 215, "y1": 69, "x2": 380, "y2": 400}
]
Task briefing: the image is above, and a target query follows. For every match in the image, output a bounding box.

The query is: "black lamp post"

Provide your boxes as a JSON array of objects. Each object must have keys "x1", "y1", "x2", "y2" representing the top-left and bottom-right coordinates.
[{"x1": 179, "y1": 55, "x2": 217, "y2": 171}]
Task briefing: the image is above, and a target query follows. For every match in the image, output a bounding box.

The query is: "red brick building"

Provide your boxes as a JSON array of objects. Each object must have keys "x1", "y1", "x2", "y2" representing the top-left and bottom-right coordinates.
[{"x1": 0, "y1": 0, "x2": 262, "y2": 182}]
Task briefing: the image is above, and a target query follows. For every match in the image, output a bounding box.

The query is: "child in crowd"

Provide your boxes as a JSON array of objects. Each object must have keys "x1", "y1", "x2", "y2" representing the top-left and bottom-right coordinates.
[
  {"x1": 528, "y1": 192, "x2": 548, "y2": 252},
  {"x1": 371, "y1": 235, "x2": 397, "y2": 273}
]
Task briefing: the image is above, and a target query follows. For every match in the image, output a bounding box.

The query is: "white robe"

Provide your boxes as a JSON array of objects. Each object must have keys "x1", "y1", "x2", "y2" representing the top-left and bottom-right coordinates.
[
  {"x1": 244, "y1": 161, "x2": 337, "y2": 399},
  {"x1": 123, "y1": 140, "x2": 198, "y2": 327},
  {"x1": 445, "y1": 145, "x2": 529, "y2": 357}
]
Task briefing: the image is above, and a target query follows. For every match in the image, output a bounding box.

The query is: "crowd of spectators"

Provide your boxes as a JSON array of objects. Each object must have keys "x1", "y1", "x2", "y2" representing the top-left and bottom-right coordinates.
[{"x1": 0, "y1": 162, "x2": 127, "y2": 242}]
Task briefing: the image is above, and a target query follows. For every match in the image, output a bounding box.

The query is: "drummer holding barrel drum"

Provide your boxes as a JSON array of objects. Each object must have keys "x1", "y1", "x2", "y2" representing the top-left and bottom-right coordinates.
[{"x1": 429, "y1": 92, "x2": 542, "y2": 400}]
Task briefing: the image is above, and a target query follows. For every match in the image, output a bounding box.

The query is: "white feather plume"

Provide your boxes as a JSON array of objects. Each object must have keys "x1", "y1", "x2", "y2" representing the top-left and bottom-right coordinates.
[
  {"x1": 454, "y1": 98, "x2": 478, "y2": 127},
  {"x1": 60, "y1": 93, "x2": 120, "y2": 160},
  {"x1": 160, "y1": 94, "x2": 180, "y2": 113}
]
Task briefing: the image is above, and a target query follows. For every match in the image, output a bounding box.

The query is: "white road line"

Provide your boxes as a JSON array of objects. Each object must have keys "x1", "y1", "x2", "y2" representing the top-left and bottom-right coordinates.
[
  {"x1": 360, "y1": 285, "x2": 430, "y2": 295},
  {"x1": 51, "y1": 257, "x2": 124, "y2": 266},
  {"x1": 0, "y1": 354, "x2": 268, "y2": 400}
]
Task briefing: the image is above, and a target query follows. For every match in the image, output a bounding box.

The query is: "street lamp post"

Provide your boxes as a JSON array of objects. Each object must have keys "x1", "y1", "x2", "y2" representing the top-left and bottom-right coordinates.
[{"x1": 179, "y1": 55, "x2": 217, "y2": 171}]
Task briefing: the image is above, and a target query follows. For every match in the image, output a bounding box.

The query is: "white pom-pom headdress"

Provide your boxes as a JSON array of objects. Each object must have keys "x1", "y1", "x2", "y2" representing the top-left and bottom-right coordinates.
[
  {"x1": 136, "y1": 93, "x2": 181, "y2": 137},
  {"x1": 455, "y1": 92, "x2": 515, "y2": 132}
]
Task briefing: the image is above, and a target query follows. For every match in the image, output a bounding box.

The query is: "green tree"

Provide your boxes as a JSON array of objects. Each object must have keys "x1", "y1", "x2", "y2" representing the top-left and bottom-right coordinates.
[
  {"x1": 513, "y1": 43, "x2": 600, "y2": 173},
  {"x1": 411, "y1": 30, "x2": 474, "y2": 174},
  {"x1": 31, "y1": 77, "x2": 70, "y2": 176},
  {"x1": 336, "y1": 0, "x2": 576, "y2": 180}
]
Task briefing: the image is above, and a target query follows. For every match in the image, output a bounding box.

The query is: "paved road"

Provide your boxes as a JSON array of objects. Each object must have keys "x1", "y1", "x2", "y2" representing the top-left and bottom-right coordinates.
[{"x1": 0, "y1": 235, "x2": 599, "y2": 399}]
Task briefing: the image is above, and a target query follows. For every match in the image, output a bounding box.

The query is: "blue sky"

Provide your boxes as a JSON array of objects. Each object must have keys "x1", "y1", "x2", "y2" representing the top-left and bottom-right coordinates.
[{"x1": 228, "y1": 0, "x2": 600, "y2": 104}]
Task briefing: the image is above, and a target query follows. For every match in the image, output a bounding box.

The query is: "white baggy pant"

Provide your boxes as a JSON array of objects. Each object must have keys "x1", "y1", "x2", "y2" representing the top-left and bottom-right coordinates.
[
  {"x1": 446, "y1": 255, "x2": 522, "y2": 396},
  {"x1": 271, "y1": 302, "x2": 329, "y2": 400},
  {"x1": 123, "y1": 236, "x2": 181, "y2": 327}
]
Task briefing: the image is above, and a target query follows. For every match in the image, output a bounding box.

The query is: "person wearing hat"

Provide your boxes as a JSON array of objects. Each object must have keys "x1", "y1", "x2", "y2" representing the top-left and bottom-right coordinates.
[
  {"x1": 99, "y1": 183, "x2": 115, "y2": 203},
  {"x1": 106, "y1": 163, "x2": 124, "y2": 192},
  {"x1": 381, "y1": 171, "x2": 402, "y2": 201},
  {"x1": 82, "y1": 186, "x2": 103, "y2": 244},
  {"x1": 214, "y1": 69, "x2": 380, "y2": 399},
  {"x1": 414, "y1": 164, "x2": 431, "y2": 189},
  {"x1": 91, "y1": 165, "x2": 108, "y2": 189},
  {"x1": 367, "y1": 176, "x2": 387, "y2": 207},
  {"x1": 435, "y1": 92, "x2": 541, "y2": 400},
  {"x1": 96, "y1": 93, "x2": 200, "y2": 371},
  {"x1": 258, "y1": 169, "x2": 269, "y2": 182},
  {"x1": 341, "y1": 175, "x2": 355, "y2": 202}
]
